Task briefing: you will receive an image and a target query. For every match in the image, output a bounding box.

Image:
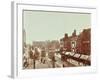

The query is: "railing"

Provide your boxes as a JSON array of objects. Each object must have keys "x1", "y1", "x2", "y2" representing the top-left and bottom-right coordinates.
[{"x1": 61, "y1": 51, "x2": 90, "y2": 66}]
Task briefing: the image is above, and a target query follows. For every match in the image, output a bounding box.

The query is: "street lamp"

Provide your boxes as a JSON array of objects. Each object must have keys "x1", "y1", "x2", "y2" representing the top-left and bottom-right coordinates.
[
  {"x1": 33, "y1": 55, "x2": 36, "y2": 69},
  {"x1": 29, "y1": 47, "x2": 36, "y2": 69},
  {"x1": 52, "y1": 54, "x2": 55, "y2": 68}
]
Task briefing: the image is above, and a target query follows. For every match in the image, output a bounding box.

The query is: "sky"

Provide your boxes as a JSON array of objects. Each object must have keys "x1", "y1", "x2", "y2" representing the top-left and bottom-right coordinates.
[{"x1": 23, "y1": 10, "x2": 91, "y2": 44}]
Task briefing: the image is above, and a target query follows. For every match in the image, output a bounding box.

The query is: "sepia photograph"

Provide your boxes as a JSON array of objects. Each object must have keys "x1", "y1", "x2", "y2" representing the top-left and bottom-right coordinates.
[{"x1": 22, "y1": 10, "x2": 91, "y2": 69}]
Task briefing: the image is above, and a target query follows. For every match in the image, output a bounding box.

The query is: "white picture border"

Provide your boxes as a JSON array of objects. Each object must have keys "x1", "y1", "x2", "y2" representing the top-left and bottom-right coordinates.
[{"x1": 11, "y1": 1, "x2": 97, "y2": 78}]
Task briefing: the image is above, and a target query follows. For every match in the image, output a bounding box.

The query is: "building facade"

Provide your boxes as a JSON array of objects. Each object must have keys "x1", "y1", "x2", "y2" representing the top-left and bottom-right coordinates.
[{"x1": 60, "y1": 28, "x2": 91, "y2": 55}]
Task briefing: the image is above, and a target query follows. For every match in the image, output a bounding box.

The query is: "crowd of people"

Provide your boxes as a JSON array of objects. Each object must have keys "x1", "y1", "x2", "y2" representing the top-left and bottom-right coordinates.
[{"x1": 23, "y1": 45, "x2": 47, "y2": 69}]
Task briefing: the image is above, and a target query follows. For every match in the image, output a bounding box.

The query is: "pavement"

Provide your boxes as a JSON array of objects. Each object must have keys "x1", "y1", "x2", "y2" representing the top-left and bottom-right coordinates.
[
  {"x1": 35, "y1": 60, "x2": 52, "y2": 69},
  {"x1": 25, "y1": 57, "x2": 53, "y2": 69}
]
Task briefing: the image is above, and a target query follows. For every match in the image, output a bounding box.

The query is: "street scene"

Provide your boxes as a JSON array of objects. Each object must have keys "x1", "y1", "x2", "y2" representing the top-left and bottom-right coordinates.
[
  {"x1": 23, "y1": 40, "x2": 63, "y2": 69},
  {"x1": 23, "y1": 10, "x2": 91, "y2": 69}
]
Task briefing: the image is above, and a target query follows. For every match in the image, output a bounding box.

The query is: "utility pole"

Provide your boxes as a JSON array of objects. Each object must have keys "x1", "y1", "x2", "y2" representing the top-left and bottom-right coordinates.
[
  {"x1": 52, "y1": 55, "x2": 55, "y2": 68},
  {"x1": 33, "y1": 57, "x2": 35, "y2": 69}
]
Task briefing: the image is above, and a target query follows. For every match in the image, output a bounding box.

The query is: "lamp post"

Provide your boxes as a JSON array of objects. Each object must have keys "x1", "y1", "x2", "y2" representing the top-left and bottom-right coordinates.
[
  {"x1": 52, "y1": 54, "x2": 55, "y2": 68},
  {"x1": 59, "y1": 47, "x2": 66, "y2": 67},
  {"x1": 29, "y1": 46, "x2": 36, "y2": 69},
  {"x1": 33, "y1": 55, "x2": 36, "y2": 69}
]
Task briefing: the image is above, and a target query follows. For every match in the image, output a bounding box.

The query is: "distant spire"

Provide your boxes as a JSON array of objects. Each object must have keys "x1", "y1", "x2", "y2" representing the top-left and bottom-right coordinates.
[{"x1": 23, "y1": 28, "x2": 26, "y2": 43}]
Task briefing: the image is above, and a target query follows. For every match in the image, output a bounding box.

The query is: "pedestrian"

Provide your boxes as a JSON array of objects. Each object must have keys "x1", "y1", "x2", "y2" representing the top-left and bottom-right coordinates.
[{"x1": 41, "y1": 49, "x2": 46, "y2": 64}]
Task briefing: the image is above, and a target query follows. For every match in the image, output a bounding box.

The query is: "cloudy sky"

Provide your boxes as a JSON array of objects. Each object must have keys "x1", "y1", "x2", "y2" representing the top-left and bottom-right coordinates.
[{"x1": 23, "y1": 10, "x2": 91, "y2": 44}]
